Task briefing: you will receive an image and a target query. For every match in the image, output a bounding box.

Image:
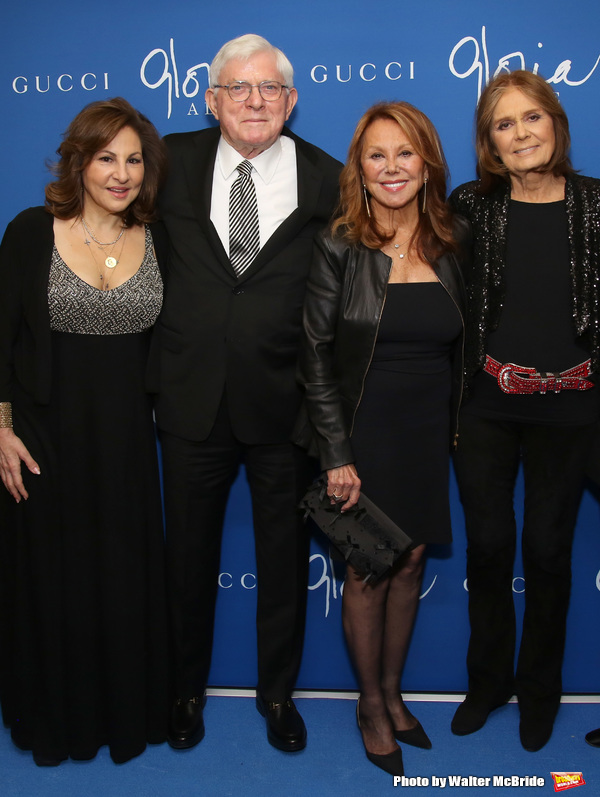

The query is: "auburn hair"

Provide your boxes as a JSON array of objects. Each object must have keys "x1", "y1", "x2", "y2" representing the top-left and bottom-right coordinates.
[
  {"x1": 332, "y1": 101, "x2": 456, "y2": 259},
  {"x1": 45, "y1": 97, "x2": 167, "y2": 225}
]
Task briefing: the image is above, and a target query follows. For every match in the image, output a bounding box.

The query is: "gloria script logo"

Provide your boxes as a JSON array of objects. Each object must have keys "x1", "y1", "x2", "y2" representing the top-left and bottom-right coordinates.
[
  {"x1": 140, "y1": 38, "x2": 210, "y2": 119},
  {"x1": 449, "y1": 25, "x2": 600, "y2": 100}
]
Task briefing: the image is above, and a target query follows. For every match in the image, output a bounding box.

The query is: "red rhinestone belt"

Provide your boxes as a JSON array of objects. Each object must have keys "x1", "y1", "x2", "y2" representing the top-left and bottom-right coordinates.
[{"x1": 483, "y1": 354, "x2": 594, "y2": 394}]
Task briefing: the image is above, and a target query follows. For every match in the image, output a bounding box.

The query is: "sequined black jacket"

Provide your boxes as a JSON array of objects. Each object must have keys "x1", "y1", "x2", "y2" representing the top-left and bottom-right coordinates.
[
  {"x1": 293, "y1": 222, "x2": 468, "y2": 470},
  {"x1": 449, "y1": 175, "x2": 600, "y2": 389}
]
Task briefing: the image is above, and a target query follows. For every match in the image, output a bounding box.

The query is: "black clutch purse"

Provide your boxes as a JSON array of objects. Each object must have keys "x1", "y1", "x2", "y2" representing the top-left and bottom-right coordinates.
[{"x1": 299, "y1": 478, "x2": 413, "y2": 584}]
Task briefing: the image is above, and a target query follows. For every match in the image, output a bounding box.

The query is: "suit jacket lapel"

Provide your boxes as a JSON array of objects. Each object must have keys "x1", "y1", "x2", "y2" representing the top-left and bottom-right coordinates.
[
  {"x1": 183, "y1": 127, "x2": 324, "y2": 283},
  {"x1": 237, "y1": 132, "x2": 323, "y2": 283},
  {"x1": 184, "y1": 128, "x2": 236, "y2": 278}
]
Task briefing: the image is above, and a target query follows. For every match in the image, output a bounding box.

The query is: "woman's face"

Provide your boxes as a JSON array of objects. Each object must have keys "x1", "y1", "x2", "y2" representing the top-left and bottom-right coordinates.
[
  {"x1": 360, "y1": 117, "x2": 428, "y2": 219},
  {"x1": 82, "y1": 125, "x2": 144, "y2": 216},
  {"x1": 490, "y1": 87, "x2": 556, "y2": 179}
]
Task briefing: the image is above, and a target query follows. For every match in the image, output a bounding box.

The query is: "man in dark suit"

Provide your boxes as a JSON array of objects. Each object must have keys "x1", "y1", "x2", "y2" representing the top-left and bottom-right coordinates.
[{"x1": 153, "y1": 34, "x2": 341, "y2": 752}]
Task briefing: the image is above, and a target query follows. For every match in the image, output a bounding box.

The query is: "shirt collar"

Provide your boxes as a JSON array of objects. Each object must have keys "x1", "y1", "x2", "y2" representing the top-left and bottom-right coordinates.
[{"x1": 216, "y1": 135, "x2": 284, "y2": 184}]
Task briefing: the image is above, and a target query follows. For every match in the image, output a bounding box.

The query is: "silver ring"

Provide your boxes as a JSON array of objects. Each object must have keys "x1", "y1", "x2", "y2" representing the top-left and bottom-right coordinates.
[{"x1": 332, "y1": 493, "x2": 343, "y2": 500}]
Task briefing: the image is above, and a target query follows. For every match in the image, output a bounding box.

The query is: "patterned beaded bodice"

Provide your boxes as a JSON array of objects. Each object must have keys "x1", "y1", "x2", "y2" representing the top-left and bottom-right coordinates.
[{"x1": 48, "y1": 226, "x2": 163, "y2": 334}]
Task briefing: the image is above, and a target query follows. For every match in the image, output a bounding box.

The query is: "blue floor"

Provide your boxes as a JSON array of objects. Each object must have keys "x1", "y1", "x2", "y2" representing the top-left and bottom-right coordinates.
[{"x1": 2, "y1": 694, "x2": 599, "y2": 796}]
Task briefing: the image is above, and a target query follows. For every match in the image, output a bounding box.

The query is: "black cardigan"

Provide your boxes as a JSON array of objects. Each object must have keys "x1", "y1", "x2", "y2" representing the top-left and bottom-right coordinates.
[{"x1": 0, "y1": 206, "x2": 169, "y2": 405}]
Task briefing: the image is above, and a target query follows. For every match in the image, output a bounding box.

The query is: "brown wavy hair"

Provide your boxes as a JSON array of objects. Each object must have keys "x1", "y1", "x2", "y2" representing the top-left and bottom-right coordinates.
[
  {"x1": 475, "y1": 70, "x2": 574, "y2": 194},
  {"x1": 332, "y1": 101, "x2": 456, "y2": 259},
  {"x1": 45, "y1": 97, "x2": 167, "y2": 225}
]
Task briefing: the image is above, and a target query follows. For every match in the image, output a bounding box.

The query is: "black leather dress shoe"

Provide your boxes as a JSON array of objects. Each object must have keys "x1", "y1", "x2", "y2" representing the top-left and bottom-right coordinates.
[
  {"x1": 585, "y1": 727, "x2": 600, "y2": 748},
  {"x1": 256, "y1": 693, "x2": 307, "y2": 752},
  {"x1": 168, "y1": 694, "x2": 207, "y2": 750},
  {"x1": 451, "y1": 693, "x2": 512, "y2": 736}
]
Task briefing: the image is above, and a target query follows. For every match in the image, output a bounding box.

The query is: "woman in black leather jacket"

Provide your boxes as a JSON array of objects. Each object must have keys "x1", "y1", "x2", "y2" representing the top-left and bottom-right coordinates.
[
  {"x1": 449, "y1": 70, "x2": 600, "y2": 753},
  {"x1": 295, "y1": 102, "x2": 466, "y2": 776}
]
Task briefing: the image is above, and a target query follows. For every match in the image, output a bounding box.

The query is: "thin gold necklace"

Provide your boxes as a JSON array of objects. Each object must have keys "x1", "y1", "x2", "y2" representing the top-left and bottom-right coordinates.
[
  {"x1": 81, "y1": 216, "x2": 127, "y2": 268},
  {"x1": 83, "y1": 226, "x2": 128, "y2": 290}
]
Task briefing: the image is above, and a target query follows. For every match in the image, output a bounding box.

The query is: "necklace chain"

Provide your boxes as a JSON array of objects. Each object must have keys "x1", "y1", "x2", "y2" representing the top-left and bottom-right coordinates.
[
  {"x1": 81, "y1": 216, "x2": 126, "y2": 246},
  {"x1": 391, "y1": 234, "x2": 413, "y2": 261},
  {"x1": 81, "y1": 219, "x2": 128, "y2": 290}
]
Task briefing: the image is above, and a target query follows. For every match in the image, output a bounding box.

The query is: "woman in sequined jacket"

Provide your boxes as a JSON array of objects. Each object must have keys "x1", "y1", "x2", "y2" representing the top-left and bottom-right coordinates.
[{"x1": 449, "y1": 70, "x2": 600, "y2": 753}]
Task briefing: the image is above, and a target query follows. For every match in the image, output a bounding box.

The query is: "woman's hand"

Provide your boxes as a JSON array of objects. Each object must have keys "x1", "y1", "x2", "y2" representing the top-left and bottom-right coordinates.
[
  {"x1": 327, "y1": 464, "x2": 361, "y2": 511},
  {"x1": 0, "y1": 427, "x2": 40, "y2": 502}
]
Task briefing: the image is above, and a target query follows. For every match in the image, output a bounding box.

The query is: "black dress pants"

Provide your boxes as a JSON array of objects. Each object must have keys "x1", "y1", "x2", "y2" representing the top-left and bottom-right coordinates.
[
  {"x1": 454, "y1": 413, "x2": 594, "y2": 721},
  {"x1": 160, "y1": 400, "x2": 312, "y2": 702}
]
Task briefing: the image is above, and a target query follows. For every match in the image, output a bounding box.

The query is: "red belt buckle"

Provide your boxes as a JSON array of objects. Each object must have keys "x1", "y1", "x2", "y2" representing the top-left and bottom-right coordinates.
[
  {"x1": 486, "y1": 355, "x2": 593, "y2": 394},
  {"x1": 497, "y1": 362, "x2": 535, "y2": 394}
]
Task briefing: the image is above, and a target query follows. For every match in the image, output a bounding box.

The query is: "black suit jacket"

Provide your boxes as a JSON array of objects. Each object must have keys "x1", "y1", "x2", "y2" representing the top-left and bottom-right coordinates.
[{"x1": 151, "y1": 126, "x2": 342, "y2": 443}]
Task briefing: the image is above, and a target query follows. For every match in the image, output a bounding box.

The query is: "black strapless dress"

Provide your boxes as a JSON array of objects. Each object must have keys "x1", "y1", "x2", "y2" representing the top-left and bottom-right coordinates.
[{"x1": 350, "y1": 282, "x2": 462, "y2": 545}]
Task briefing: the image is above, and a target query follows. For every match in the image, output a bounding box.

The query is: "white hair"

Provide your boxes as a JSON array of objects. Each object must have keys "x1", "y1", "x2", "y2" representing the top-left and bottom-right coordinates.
[{"x1": 209, "y1": 33, "x2": 294, "y2": 89}]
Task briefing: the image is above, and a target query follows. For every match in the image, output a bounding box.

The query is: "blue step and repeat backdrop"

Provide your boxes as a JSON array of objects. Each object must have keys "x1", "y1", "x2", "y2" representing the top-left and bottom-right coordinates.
[{"x1": 2, "y1": 0, "x2": 600, "y2": 693}]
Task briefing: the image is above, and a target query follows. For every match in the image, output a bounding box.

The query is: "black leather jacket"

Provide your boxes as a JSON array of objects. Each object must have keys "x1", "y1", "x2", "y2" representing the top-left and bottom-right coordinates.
[{"x1": 293, "y1": 223, "x2": 468, "y2": 470}]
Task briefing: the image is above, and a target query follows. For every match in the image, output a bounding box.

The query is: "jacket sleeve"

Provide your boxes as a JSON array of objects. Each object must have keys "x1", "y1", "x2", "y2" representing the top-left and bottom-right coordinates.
[
  {"x1": 297, "y1": 233, "x2": 355, "y2": 471},
  {"x1": 452, "y1": 212, "x2": 473, "y2": 289},
  {"x1": 0, "y1": 216, "x2": 25, "y2": 403},
  {"x1": 149, "y1": 220, "x2": 170, "y2": 281}
]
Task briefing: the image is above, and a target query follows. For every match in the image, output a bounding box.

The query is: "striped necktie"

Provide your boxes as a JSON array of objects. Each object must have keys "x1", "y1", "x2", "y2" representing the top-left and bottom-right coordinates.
[{"x1": 229, "y1": 159, "x2": 259, "y2": 277}]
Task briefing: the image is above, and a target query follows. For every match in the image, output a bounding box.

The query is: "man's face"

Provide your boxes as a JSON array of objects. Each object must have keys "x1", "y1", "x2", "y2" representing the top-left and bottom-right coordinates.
[{"x1": 206, "y1": 51, "x2": 298, "y2": 158}]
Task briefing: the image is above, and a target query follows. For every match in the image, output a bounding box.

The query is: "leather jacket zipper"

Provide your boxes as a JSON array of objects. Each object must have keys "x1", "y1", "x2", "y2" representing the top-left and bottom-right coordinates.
[
  {"x1": 349, "y1": 262, "x2": 391, "y2": 437},
  {"x1": 437, "y1": 272, "x2": 465, "y2": 449}
]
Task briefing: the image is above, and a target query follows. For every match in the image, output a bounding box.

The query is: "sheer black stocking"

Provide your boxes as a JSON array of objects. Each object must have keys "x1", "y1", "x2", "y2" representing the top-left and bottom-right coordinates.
[
  {"x1": 382, "y1": 545, "x2": 426, "y2": 731},
  {"x1": 342, "y1": 545, "x2": 426, "y2": 754}
]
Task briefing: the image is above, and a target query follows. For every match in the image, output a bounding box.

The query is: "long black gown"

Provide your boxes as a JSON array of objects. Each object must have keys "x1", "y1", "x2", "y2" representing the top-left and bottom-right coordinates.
[
  {"x1": 0, "y1": 228, "x2": 168, "y2": 764},
  {"x1": 350, "y1": 282, "x2": 462, "y2": 545}
]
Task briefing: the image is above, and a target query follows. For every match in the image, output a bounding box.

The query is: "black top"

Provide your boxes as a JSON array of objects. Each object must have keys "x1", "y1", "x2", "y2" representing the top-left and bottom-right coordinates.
[
  {"x1": 463, "y1": 200, "x2": 598, "y2": 425},
  {"x1": 449, "y1": 174, "x2": 600, "y2": 386}
]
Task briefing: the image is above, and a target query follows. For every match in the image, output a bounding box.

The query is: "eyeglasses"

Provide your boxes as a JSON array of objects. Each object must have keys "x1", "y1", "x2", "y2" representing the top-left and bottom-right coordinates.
[{"x1": 213, "y1": 80, "x2": 289, "y2": 102}]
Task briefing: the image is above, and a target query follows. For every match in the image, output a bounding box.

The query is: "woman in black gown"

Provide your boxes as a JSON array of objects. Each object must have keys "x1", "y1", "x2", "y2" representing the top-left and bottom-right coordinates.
[
  {"x1": 0, "y1": 98, "x2": 169, "y2": 765},
  {"x1": 296, "y1": 102, "x2": 466, "y2": 775}
]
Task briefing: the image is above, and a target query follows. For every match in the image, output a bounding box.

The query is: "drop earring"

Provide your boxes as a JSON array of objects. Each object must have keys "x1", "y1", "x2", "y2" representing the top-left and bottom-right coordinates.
[
  {"x1": 362, "y1": 183, "x2": 371, "y2": 218},
  {"x1": 422, "y1": 177, "x2": 428, "y2": 214}
]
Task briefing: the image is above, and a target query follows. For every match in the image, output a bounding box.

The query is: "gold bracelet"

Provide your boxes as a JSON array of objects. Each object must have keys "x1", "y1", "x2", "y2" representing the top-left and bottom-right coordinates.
[{"x1": 0, "y1": 402, "x2": 13, "y2": 429}]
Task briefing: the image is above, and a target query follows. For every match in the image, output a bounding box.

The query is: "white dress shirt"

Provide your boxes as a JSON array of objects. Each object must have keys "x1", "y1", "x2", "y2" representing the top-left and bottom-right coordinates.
[{"x1": 210, "y1": 134, "x2": 298, "y2": 256}]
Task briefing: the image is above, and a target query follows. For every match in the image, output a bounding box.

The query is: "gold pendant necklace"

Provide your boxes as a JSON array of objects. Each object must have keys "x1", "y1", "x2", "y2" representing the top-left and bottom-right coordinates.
[
  {"x1": 81, "y1": 216, "x2": 127, "y2": 269},
  {"x1": 82, "y1": 222, "x2": 128, "y2": 290}
]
